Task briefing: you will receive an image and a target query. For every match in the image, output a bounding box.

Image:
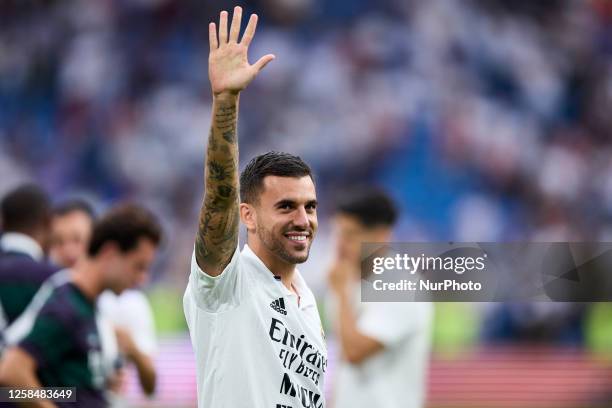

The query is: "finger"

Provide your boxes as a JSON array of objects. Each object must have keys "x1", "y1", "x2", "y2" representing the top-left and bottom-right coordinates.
[
  {"x1": 219, "y1": 10, "x2": 228, "y2": 44},
  {"x1": 229, "y1": 6, "x2": 242, "y2": 43},
  {"x1": 209, "y1": 22, "x2": 218, "y2": 50},
  {"x1": 253, "y1": 54, "x2": 275, "y2": 72},
  {"x1": 240, "y1": 14, "x2": 258, "y2": 46}
]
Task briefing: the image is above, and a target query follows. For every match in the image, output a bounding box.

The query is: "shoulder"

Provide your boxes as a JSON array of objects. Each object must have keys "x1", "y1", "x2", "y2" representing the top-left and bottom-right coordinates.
[
  {"x1": 0, "y1": 255, "x2": 59, "y2": 282},
  {"x1": 103, "y1": 289, "x2": 153, "y2": 317},
  {"x1": 117, "y1": 289, "x2": 150, "y2": 306},
  {"x1": 40, "y1": 284, "x2": 93, "y2": 326}
]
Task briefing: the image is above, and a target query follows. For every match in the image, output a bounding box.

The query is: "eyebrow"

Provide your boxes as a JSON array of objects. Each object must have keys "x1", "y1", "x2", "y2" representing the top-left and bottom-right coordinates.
[
  {"x1": 274, "y1": 199, "x2": 318, "y2": 208},
  {"x1": 274, "y1": 200, "x2": 296, "y2": 208}
]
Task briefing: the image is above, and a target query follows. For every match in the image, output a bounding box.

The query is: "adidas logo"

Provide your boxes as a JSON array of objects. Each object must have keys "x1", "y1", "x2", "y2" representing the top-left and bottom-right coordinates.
[{"x1": 270, "y1": 297, "x2": 287, "y2": 315}]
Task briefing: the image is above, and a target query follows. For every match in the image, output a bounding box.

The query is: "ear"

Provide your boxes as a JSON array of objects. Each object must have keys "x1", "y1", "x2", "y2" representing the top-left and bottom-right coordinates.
[{"x1": 239, "y1": 203, "x2": 257, "y2": 233}]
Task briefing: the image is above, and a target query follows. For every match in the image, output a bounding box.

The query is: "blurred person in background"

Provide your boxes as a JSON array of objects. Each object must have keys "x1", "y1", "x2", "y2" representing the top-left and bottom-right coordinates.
[
  {"x1": 183, "y1": 7, "x2": 326, "y2": 408},
  {"x1": 0, "y1": 204, "x2": 162, "y2": 408},
  {"x1": 0, "y1": 184, "x2": 58, "y2": 333},
  {"x1": 327, "y1": 188, "x2": 433, "y2": 408},
  {"x1": 49, "y1": 200, "x2": 95, "y2": 269},
  {"x1": 49, "y1": 199, "x2": 158, "y2": 402}
]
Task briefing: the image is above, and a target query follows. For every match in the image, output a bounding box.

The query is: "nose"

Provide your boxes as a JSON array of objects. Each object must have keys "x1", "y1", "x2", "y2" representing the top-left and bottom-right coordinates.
[{"x1": 293, "y1": 206, "x2": 309, "y2": 229}]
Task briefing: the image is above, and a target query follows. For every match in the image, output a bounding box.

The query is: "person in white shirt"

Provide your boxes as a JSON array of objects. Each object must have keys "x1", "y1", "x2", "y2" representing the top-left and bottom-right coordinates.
[
  {"x1": 183, "y1": 7, "x2": 326, "y2": 408},
  {"x1": 327, "y1": 188, "x2": 433, "y2": 408}
]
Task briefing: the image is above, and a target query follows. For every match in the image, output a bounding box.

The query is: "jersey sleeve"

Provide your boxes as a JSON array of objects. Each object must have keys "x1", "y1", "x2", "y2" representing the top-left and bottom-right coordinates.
[
  {"x1": 18, "y1": 304, "x2": 71, "y2": 370},
  {"x1": 185, "y1": 245, "x2": 245, "y2": 313},
  {"x1": 357, "y1": 302, "x2": 433, "y2": 348}
]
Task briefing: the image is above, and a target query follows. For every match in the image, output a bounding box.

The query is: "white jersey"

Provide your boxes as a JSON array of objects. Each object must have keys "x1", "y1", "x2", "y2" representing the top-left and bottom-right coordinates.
[
  {"x1": 330, "y1": 286, "x2": 433, "y2": 408},
  {"x1": 184, "y1": 244, "x2": 327, "y2": 408},
  {"x1": 98, "y1": 289, "x2": 158, "y2": 407},
  {"x1": 98, "y1": 289, "x2": 157, "y2": 356}
]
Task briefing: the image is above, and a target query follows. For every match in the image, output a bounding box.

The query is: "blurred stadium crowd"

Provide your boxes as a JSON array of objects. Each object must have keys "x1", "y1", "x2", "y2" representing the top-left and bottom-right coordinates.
[
  {"x1": 2, "y1": 0, "x2": 612, "y2": 406},
  {"x1": 0, "y1": 0, "x2": 612, "y2": 278},
  {"x1": 0, "y1": 0, "x2": 612, "y2": 262},
  {"x1": 0, "y1": 0, "x2": 612, "y2": 326},
  {"x1": 2, "y1": 0, "x2": 612, "y2": 339},
  {"x1": 3, "y1": 0, "x2": 612, "y2": 252}
]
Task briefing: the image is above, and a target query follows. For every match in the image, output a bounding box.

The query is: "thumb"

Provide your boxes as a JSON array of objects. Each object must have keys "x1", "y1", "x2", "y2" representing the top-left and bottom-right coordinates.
[{"x1": 253, "y1": 54, "x2": 275, "y2": 72}]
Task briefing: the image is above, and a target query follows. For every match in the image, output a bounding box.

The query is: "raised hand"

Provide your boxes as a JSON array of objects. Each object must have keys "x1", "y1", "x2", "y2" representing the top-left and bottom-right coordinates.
[{"x1": 208, "y1": 7, "x2": 275, "y2": 96}]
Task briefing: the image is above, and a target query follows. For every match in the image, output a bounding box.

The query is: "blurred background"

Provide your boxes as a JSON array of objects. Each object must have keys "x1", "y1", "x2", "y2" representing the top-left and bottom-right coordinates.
[{"x1": 2, "y1": 0, "x2": 612, "y2": 406}]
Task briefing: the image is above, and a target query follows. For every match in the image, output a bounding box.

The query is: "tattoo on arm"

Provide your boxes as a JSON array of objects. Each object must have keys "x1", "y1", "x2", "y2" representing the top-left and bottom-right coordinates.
[
  {"x1": 195, "y1": 96, "x2": 240, "y2": 274},
  {"x1": 222, "y1": 131, "x2": 235, "y2": 143},
  {"x1": 209, "y1": 161, "x2": 231, "y2": 181}
]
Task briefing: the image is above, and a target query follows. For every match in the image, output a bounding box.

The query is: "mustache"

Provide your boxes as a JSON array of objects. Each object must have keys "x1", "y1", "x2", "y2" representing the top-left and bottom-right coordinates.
[{"x1": 282, "y1": 226, "x2": 314, "y2": 234}]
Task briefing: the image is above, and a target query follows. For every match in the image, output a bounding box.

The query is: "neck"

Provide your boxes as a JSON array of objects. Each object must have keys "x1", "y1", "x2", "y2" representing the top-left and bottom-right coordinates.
[
  {"x1": 275, "y1": 268, "x2": 295, "y2": 291},
  {"x1": 248, "y1": 237, "x2": 296, "y2": 290},
  {"x1": 71, "y1": 258, "x2": 104, "y2": 301},
  {"x1": 28, "y1": 230, "x2": 46, "y2": 252}
]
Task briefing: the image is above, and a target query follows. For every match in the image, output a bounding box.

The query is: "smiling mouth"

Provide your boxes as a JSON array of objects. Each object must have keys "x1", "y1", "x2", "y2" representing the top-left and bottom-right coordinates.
[{"x1": 284, "y1": 232, "x2": 311, "y2": 243}]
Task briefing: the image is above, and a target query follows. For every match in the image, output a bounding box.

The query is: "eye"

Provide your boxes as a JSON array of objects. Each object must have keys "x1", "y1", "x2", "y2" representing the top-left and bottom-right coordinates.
[{"x1": 306, "y1": 203, "x2": 317, "y2": 211}]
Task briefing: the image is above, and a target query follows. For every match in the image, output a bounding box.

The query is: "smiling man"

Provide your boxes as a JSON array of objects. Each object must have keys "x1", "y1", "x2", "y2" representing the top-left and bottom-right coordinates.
[{"x1": 183, "y1": 6, "x2": 326, "y2": 408}]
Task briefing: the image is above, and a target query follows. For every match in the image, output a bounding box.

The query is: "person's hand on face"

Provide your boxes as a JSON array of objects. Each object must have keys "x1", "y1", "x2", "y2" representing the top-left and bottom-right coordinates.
[{"x1": 328, "y1": 258, "x2": 356, "y2": 294}]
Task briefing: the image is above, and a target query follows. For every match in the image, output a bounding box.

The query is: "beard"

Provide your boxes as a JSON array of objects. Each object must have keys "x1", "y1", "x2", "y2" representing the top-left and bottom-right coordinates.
[{"x1": 256, "y1": 222, "x2": 313, "y2": 265}]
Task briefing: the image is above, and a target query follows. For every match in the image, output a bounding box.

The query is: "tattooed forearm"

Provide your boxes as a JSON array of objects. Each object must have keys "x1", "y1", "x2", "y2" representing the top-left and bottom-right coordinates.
[
  {"x1": 214, "y1": 105, "x2": 237, "y2": 131},
  {"x1": 195, "y1": 93, "x2": 240, "y2": 275},
  {"x1": 222, "y1": 131, "x2": 235, "y2": 143},
  {"x1": 209, "y1": 161, "x2": 231, "y2": 181}
]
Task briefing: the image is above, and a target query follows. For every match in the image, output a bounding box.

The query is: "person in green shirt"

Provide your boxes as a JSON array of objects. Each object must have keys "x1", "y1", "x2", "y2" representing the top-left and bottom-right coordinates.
[{"x1": 0, "y1": 204, "x2": 162, "y2": 408}]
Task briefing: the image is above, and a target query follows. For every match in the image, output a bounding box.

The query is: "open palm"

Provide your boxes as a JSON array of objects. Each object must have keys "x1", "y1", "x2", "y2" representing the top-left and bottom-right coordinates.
[{"x1": 208, "y1": 7, "x2": 275, "y2": 96}]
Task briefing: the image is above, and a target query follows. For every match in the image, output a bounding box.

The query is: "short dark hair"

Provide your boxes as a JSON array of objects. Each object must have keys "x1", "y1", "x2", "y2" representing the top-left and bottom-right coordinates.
[
  {"x1": 53, "y1": 199, "x2": 96, "y2": 221},
  {"x1": 240, "y1": 151, "x2": 314, "y2": 204},
  {"x1": 88, "y1": 204, "x2": 162, "y2": 257},
  {"x1": 1, "y1": 184, "x2": 52, "y2": 233},
  {"x1": 335, "y1": 187, "x2": 399, "y2": 228}
]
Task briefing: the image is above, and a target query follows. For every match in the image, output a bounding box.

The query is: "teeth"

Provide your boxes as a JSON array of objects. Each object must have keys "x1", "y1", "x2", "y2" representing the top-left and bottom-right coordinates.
[{"x1": 287, "y1": 236, "x2": 306, "y2": 241}]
